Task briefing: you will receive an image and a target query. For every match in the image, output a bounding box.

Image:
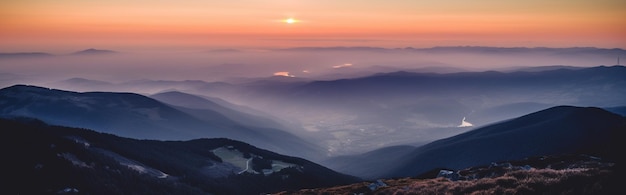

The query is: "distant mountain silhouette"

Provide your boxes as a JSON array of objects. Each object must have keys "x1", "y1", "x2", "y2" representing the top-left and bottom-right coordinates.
[
  {"x1": 151, "y1": 91, "x2": 289, "y2": 130},
  {"x1": 0, "y1": 49, "x2": 118, "y2": 57},
  {"x1": 72, "y1": 48, "x2": 117, "y2": 55},
  {"x1": 137, "y1": 65, "x2": 624, "y2": 155},
  {"x1": 407, "y1": 66, "x2": 468, "y2": 74},
  {"x1": 1, "y1": 118, "x2": 358, "y2": 194},
  {"x1": 502, "y1": 65, "x2": 583, "y2": 72},
  {"x1": 376, "y1": 106, "x2": 626, "y2": 178},
  {"x1": 414, "y1": 46, "x2": 626, "y2": 59},
  {"x1": 50, "y1": 78, "x2": 113, "y2": 90},
  {"x1": 0, "y1": 52, "x2": 53, "y2": 58},
  {"x1": 280, "y1": 66, "x2": 626, "y2": 124},
  {"x1": 120, "y1": 79, "x2": 233, "y2": 95},
  {"x1": 31, "y1": 66, "x2": 626, "y2": 156},
  {"x1": 279, "y1": 46, "x2": 626, "y2": 57},
  {"x1": 279, "y1": 46, "x2": 390, "y2": 52},
  {"x1": 0, "y1": 85, "x2": 323, "y2": 159}
]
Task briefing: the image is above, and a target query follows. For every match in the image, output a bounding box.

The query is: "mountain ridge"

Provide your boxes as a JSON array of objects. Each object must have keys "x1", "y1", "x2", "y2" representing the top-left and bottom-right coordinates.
[
  {"x1": 0, "y1": 84, "x2": 324, "y2": 160},
  {"x1": 0, "y1": 117, "x2": 359, "y2": 194},
  {"x1": 384, "y1": 106, "x2": 626, "y2": 178},
  {"x1": 71, "y1": 48, "x2": 117, "y2": 55},
  {"x1": 326, "y1": 106, "x2": 626, "y2": 179},
  {"x1": 278, "y1": 46, "x2": 626, "y2": 55}
]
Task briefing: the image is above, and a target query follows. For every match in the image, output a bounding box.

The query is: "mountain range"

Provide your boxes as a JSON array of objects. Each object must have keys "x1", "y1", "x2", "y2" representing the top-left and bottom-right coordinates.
[
  {"x1": 3, "y1": 45, "x2": 626, "y2": 194},
  {"x1": 15, "y1": 65, "x2": 626, "y2": 156},
  {"x1": 71, "y1": 48, "x2": 116, "y2": 55},
  {"x1": 0, "y1": 48, "x2": 117, "y2": 58},
  {"x1": 1, "y1": 75, "x2": 625, "y2": 193},
  {"x1": 0, "y1": 52, "x2": 53, "y2": 58},
  {"x1": 150, "y1": 91, "x2": 301, "y2": 132},
  {"x1": 0, "y1": 118, "x2": 358, "y2": 194},
  {"x1": 0, "y1": 85, "x2": 323, "y2": 160},
  {"x1": 326, "y1": 106, "x2": 626, "y2": 179},
  {"x1": 206, "y1": 66, "x2": 626, "y2": 154},
  {"x1": 279, "y1": 46, "x2": 626, "y2": 56}
]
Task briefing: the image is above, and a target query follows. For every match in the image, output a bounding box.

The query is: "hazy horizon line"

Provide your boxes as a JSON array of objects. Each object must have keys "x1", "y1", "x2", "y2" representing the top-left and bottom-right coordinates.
[{"x1": 2, "y1": 45, "x2": 625, "y2": 54}]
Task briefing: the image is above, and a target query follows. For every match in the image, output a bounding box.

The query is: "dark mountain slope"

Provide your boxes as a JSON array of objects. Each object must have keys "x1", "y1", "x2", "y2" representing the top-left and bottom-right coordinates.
[
  {"x1": 1, "y1": 118, "x2": 205, "y2": 194},
  {"x1": 0, "y1": 85, "x2": 218, "y2": 140},
  {"x1": 323, "y1": 145, "x2": 417, "y2": 179},
  {"x1": 0, "y1": 52, "x2": 53, "y2": 58},
  {"x1": 0, "y1": 118, "x2": 359, "y2": 194},
  {"x1": 382, "y1": 106, "x2": 626, "y2": 178},
  {"x1": 71, "y1": 48, "x2": 117, "y2": 55},
  {"x1": 149, "y1": 91, "x2": 324, "y2": 159},
  {"x1": 604, "y1": 106, "x2": 626, "y2": 117},
  {"x1": 280, "y1": 155, "x2": 623, "y2": 195},
  {"x1": 290, "y1": 66, "x2": 626, "y2": 105},
  {"x1": 0, "y1": 85, "x2": 323, "y2": 159},
  {"x1": 271, "y1": 66, "x2": 626, "y2": 118},
  {"x1": 151, "y1": 91, "x2": 286, "y2": 129}
]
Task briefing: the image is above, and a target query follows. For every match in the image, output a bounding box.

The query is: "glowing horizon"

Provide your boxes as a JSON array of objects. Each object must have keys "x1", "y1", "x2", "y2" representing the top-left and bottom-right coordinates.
[{"x1": 1, "y1": 0, "x2": 625, "y2": 52}]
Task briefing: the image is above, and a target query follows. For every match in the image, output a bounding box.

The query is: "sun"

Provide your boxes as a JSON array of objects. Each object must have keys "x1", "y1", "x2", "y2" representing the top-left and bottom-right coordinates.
[{"x1": 284, "y1": 18, "x2": 298, "y2": 24}]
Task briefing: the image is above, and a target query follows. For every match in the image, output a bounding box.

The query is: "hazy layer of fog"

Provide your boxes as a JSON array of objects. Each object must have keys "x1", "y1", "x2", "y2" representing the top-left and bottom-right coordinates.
[
  {"x1": 1, "y1": 47, "x2": 621, "y2": 87},
  {"x1": 2, "y1": 47, "x2": 625, "y2": 156}
]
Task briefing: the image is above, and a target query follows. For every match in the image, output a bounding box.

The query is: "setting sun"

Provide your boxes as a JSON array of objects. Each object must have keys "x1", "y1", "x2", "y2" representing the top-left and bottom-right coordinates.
[
  {"x1": 0, "y1": 0, "x2": 625, "y2": 194},
  {"x1": 284, "y1": 18, "x2": 298, "y2": 24}
]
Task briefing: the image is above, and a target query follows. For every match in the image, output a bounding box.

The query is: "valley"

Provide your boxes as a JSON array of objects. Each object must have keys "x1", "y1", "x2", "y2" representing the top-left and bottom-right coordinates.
[
  {"x1": 3, "y1": 0, "x2": 626, "y2": 193},
  {"x1": 2, "y1": 49, "x2": 625, "y2": 194}
]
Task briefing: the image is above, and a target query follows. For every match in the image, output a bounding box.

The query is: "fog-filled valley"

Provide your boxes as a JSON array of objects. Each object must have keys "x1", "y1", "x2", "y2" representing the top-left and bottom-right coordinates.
[
  {"x1": 3, "y1": 47, "x2": 625, "y2": 155},
  {"x1": 2, "y1": 47, "x2": 626, "y2": 194}
]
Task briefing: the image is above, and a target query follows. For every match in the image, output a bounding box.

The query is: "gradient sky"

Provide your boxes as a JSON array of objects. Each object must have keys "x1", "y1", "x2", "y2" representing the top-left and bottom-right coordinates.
[{"x1": 1, "y1": 0, "x2": 625, "y2": 52}]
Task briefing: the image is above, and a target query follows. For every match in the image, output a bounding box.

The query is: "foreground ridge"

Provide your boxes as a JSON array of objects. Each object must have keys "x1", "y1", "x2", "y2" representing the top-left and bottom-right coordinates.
[{"x1": 277, "y1": 155, "x2": 623, "y2": 194}]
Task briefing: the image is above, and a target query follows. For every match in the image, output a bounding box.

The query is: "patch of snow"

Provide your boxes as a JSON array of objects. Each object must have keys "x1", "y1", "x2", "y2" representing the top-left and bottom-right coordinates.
[
  {"x1": 437, "y1": 169, "x2": 461, "y2": 181},
  {"x1": 65, "y1": 136, "x2": 90, "y2": 147},
  {"x1": 158, "y1": 172, "x2": 169, "y2": 179},
  {"x1": 212, "y1": 147, "x2": 259, "y2": 174},
  {"x1": 57, "y1": 187, "x2": 79, "y2": 194},
  {"x1": 458, "y1": 117, "x2": 473, "y2": 127},
  {"x1": 368, "y1": 179, "x2": 388, "y2": 191},
  {"x1": 93, "y1": 148, "x2": 169, "y2": 179},
  {"x1": 123, "y1": 164, "x2": 147, "y2": 173},
  {"x1": 58, "y1": 153, "x2": 91, "y2": 168},
  {"x1": 237, "y1": 158, "x2": 253, "y2": 174}
]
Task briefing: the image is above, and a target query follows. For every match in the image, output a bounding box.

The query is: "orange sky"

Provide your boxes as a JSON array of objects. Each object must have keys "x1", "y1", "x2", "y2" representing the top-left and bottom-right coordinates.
[{"x1": 1, "y1": 0, "x2": 625, "y2": 52}]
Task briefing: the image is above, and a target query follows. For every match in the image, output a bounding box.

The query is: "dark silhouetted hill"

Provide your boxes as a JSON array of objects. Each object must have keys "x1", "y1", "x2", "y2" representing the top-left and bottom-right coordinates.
[
  {"x1": 72, "y1": 48, "x2": 117, "y2": 55},
  {"x1": 382, "y1": 106, "x2": 626, "y2": 178},
  {"x1": 0, "y1": 52, "x2": 53, "y2": 58},
  {"x1": 0, "y1": 118, "x2": 359, "y2": 194},
  {"x1": 325, "y1": 106, "x2": 626, "y2": 179}
]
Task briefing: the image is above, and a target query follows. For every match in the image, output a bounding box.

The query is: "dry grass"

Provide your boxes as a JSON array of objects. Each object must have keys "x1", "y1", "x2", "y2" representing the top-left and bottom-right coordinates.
[
  {"x1": 380, "y1": 168, "x2": 610, "y2": 195},
  {"x1": 278, "y1": 168, "x2": 618, "y2": 195}
]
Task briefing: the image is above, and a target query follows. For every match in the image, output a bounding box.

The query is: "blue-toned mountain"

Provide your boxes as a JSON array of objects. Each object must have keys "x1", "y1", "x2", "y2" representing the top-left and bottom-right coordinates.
[
  {"x1": 326, "y1": 106, "x2": 626, "y2": 179},
  {"x1": 0, "y1": 85, "x2": 323, "y2": 159}
]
